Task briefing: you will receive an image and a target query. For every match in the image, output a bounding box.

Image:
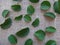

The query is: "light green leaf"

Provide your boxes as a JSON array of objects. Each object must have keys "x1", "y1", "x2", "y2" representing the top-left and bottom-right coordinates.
[
  {"x1": 29, "y1": 0, "x2": 39, "y2": 3},
  {"x1": 11, "y1": 4, "x2": 21, "y2": 11},
  {"x1": 2, "y1": 10, "x2": 9, "y2": 18},
  {"x1": 40, "y1": 1, "x2": 51, "y2": 10},
  {"x1": 16, "y1": 27, "x2": 30, "y2": 37},
  {"x1": 8, "y1": 34, "x2": 17, "y2": 44},
  {"x1": 0, "y1": 18, "x2": 12, "y2": 29},
  {"x1": 45, "y1": 40, "x2": 56, "y2": 45},
  {"x1": 32, "y1": 18, "x2": 39, "y2": 27},
  {"x1": 27, "y1": 5, "x2": 35, "y2": 15},
  {"x1": 45, "y1": 26, "x2": 56, "y2": 33},
  {"x1": 15, "y1": 15, "x2": 23, "y2": 21},
  {"x1": 34, "y1": 30, "x2": 46, "y2": 41},
  {"x1": 44, "y1": 12, "x2": 56, "y2": 19},
  {"x1": 24, "y1": 39, "x2": 33, "y2": 45},
  {"x1": 24, "y1": 14, "x2": 31, "y2": 22}
]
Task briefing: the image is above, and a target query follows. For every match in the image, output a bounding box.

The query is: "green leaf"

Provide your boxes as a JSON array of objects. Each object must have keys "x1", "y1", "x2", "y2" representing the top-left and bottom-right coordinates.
[
  {"x1": 32, "y1": 18, "x2": 39, "y2": 27},
  {"x1": 27, "y1": 5, "x2": 35, "y2": 15},
  {"x1": 34, "y1": 30, "x2": 46, "y2": 41},
  {"x1": 0, "y1": 18, "x2": 12, "y2": 29},
  {"x1": 24, "y1": 14, "x2": 32, "y2": 22},
  {"x1": 53, "y1": 1, "x2": 60, "y2": 14},
  {"x1": 2, "y1": 10, "x2": 9, "y2": 18},
  {"x1": 24, "y1": 39, "x2": 33, "y2": 45},
  {"x1": 8, "y1": 34, "x2": 17, "y2": 44},
  {"x1": 15, "y1": 15, "x2": 23, "y2": 21},
  {"x1": 44, "y1": 12, "x2": 56, "y2": 19},
  {"x1": 40, "y1": 1, "x2": 51, "y2": 10},
  {"x1": 29, "y1": 0, "x2": 39, "y2": 3},
  {"x1": 45, "y1": 26, "x2": 56, "y2": 33},
  {"x1": 11, "y1": 4, "x2": 21, "y2": 11},
  {"x1": 16, "y1": 27, "x2": 30, "y2": 37},
  {"x1": 45, "y1": 40, "x2": 56, "y2": 45}
]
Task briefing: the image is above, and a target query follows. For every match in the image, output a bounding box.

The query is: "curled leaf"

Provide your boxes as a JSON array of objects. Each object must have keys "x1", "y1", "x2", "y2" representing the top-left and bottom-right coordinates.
[
  {"x1": 34, "y1": 30, "x2": 46, "y2": 41},
  {"x1": 32, "y1": 18, "x2": 39, "y2": 27},
  {"x1": 45, "y1": 26, "x2": 56, "y2": 33},
  {"x1": 2, "y1": 10, "x2": 9, "y2": 18},
  {"x1": 24, "y1": 14, "x2": 31, "y2": 22},
  {"x1": 8, "y1": 34, "x2": 17, "y2": 44},
  {"x1": 29, "y1": 0, "x2": 39, "y2": 3},
  {"x1": 24, "y1": 39, "x2": 33, "y2": 45},
  {"x1": 16, "y1": 27, "x2": 30, "y2": 37},
  {"x1": 0, "y1": 18, "x2": 12, "y2": 29},
  {"x1": 44, "y1": 12, "x2": 56, "y2": 19},
  {"x1": 40, "y1": 1, "x2": 51, "y2": 10},
  {"x1": 11, "y1": 4, "x2": 21, "y2": 11},
  {"x1": 45, "y1": 40, "x2": 56, "y2": 45},
  {"x1": 27, "y1": 5, "x2": 35, "y2": 15},
  {"x1": 15, "y1": 15, "x2": 23, "y2": 21}
]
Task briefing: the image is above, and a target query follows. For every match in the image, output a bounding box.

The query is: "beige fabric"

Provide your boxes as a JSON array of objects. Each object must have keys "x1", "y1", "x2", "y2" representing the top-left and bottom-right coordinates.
[{"x1": 0, "y1": 0, "x2": 60, "y2": 45}]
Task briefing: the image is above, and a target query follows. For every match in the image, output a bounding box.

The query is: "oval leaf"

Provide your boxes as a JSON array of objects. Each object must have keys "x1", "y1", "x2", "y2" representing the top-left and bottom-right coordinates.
[
  {"x1": 40, "y1": 1, "x2": 51, "y2": 10},
  {"x1": 8, "y1": 34, "x2": 17, "y2": 44},
  {"x1": 45, "y1": 40, "x2": 56, "y2": 45},
  {"x1": 2, "y1": 10, "x2": 9, "y2": 18},
  {"x1": 29, "y1": 0, "x2": 39, "y2": 3},
  {"x1": 15, "y1": 15, "x2": 23, "y2": 21},
  {"x1": 27, "y1": 5, "x2": 35, "y2": 15},
  {"x1": 0, "y1": 18, "x2": 12, "y2": 29},
  {"x1": 24, "y1": 14, "x2": 32, "y2": 22},
  {"x1": 34, "y1": 30, "x2": 46, "y2": 40},
  {"x1": 11, "y1": 4, "x2": 21, "y2": 11},
  {"x1": 16, "y1": 27, "x2": 29, "y2": 37},
  {"x1": 32, "y1": 18, "x2": 39, "y2": 27},
  {"x1": 45, "y1": 26, "x2": 56, "y2": 33},
  {"x1": 24, "y1": 39, "x2": 33, "y2": 45},
  {"x1": 44, "y1": 12, "x2": 56, "y2": 19},
  {"x1": 53, "y1": 1, "x2": 60, "y2": 14}
]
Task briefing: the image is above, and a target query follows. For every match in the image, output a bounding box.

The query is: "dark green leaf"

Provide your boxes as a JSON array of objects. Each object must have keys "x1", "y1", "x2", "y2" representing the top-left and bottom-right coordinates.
[
  {"x1": 2, "y1": 10, "x2": 9, "y2": 18},
  {"x1": 32, "y1": 18, "x2": 39, "y2": 27},
  {"x1": 34, "y1": 30, "x2": 46, "y2": 41},
  {"x1": 29, "y1": 0, "x2": 39, "y2": 3},
  {"x1": 11, "y1": 5, "x2": 21, "y2": 11},
  {"x1": 45, "y1": 26, "x2": 56, "y2": 33},
  {"x1": 45, "y1": 40, "x2": 56, "y2": 45},
  {"x1": 44, "y1": 12, "x2": 56, "y2": 19},
  {"x1": 53, "y1": 1, "x2": 60, "y2": 14},
  {"x1": 0, "y1": 18, "x2": 12, "y2": 29},
  {"x1": 24, "y1": 39, "x2": 33, "y2": 45},
  {"x1": 8, "y1": 34, "x2": 17, "y2": 44},
  {"x1": 40, "y1": 1, "x2": 51, "y2": 10},
  {"x1": 27, "y1": 5, "x2": 35, "y2": 15},
  {"x1": 24, "y1": 14, "x2": 31, "y2": 22},
  {"x1": 15, "y1": 15, "x2": 23, "y2": 21},
  {"x1": 16, "y1": 27, "x2": 29, "y2": 37}
]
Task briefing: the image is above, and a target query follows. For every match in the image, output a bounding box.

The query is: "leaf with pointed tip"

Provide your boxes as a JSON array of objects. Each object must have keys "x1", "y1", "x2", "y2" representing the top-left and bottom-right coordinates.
[
  {"x1": 16, "y1": 27, "x2": 30, "y2": 37},
  {"x1": 24, "y1": 14, "x2": 31, "y2": 22},
  {"x1": 15, "y1": 15, "x2": 23, "y2": 21},
  {"x1": 11, "y1": 5, "x2": 21, "y2": 11},
  {"x1": 27, "y1": 5, "x2": 35, "y2": 15},
  {"x1": 45, "y1": 40, "x2": 56, "y2": 45},
  {"x1": 25, "y1": 39, "x2": 33, "y2": 45},
  {"x1": 34, "y1": 30, "x2": 46, "y2": 41},
  {"x1": 44, "y1": 12, "x2": 56, "y2": 19},
  {"x1": 32, "y1": 18, "x2": 39, "y2": 27},
  {"x1": 0, "y1": 18, "x2": 12, "y2": 29},
  {"x1": 2, "y1": 10, "x2": 9, "y2": 18},
  {"x1": 45, "y1": 26, "x2": 56, "y2": 33},
  {"x1": 40, "y1": 1, "x2": 51, "y2": 10},
  {"x1": 8, "y1": 35, "x2": 17, "y2": 44},
  {"x1": 29, "y1": 0, "x2": 39, "y2": 3}
]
